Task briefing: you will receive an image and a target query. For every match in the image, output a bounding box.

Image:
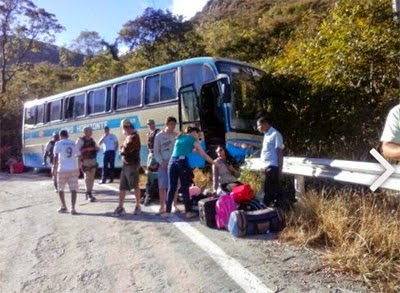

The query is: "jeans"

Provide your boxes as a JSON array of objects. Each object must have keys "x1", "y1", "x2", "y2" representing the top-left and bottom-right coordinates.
[
  {"x1": 166, "y1": 157, "x2": 193, "y2": 213},
  {"x1": 102, "y1": 150, "x2": 115, "y2": 181}
]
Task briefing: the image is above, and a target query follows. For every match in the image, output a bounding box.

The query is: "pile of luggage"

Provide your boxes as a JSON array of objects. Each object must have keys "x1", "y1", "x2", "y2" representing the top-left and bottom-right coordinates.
[{"x1": 193, "y1": 184, "x2": 286, "y2": 237}]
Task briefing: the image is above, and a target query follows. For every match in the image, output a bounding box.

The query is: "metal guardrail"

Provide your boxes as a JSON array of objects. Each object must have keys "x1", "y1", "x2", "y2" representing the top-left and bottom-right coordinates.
[{"x1": 244, "y1": 157, "x2": 400, "y2": 193}]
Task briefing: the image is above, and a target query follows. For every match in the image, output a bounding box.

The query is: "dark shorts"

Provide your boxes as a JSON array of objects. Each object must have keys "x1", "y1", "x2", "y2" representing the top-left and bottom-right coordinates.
[{"x1": 119, "y1": 164, "x2": 139, "y2": 191}]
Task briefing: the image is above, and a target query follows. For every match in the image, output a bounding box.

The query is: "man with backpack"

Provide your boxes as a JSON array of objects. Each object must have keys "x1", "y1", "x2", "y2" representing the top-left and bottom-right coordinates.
[
  {"x1": 143, "y1": 119, "x2": 160, "y2": 206},
  {"x1": 76, "y1": 127, "x2": 99, "y2": 202},
  {"x1": 43, "y1": 131, "x2": 60, "y2": 192}
]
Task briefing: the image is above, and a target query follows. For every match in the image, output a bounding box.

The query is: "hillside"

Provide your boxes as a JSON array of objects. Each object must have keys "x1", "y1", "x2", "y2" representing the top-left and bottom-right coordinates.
[
  {"x1": 21, "y1": 41, "x2": 83, "y2": 67},
  {"x1": 193, "y1": 0, "x2": 334, "y2": 26}
]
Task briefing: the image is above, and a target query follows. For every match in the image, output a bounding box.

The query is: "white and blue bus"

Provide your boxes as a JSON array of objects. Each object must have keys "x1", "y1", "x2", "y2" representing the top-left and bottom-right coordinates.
[{"x1": 22, "y1": 57, "x2": 264, "y2": 169}]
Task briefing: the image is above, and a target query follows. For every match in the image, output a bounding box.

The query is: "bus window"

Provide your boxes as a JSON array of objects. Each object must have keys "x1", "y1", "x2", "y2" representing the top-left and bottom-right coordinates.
[
  {"x1": 180, "y1": 87, "x2": 199, "y2": 122},
  {"x1": 37, "y1": 104, "x2": 45, "y2": 124},
  {"x1": 24, "y1": 106, "x2": 36, "y2": 126},
  {"x1": 145, "y1": 75, "x2": 160, "y2": 104},
  {"x1": 181, "y1": 64, "x2": 215, "y2": 93},
  {"x1": 127, "y1": 79, "x2": 141, "y2": 107},
  {"x1": 47, "y1": 99, "x2": 62, "y2": 122},
  {"x1": 106, "y1": 87, "x2": 111, "y2": 111},
  {"x1": 73, "y1": 93, "x2": 85, "y2": 117},
  {"x1": 160, "y1": 71, "x2": 176, "y2": 101},
  {"x1": 115, "y1": 83, "x2": 127, "y2": 110},
  {"x1": 64, "y1": 97, "x2": 73, "y2": 119},
  {"x1": 88, "y1": 88, "x2": 106, "y2": 115}
]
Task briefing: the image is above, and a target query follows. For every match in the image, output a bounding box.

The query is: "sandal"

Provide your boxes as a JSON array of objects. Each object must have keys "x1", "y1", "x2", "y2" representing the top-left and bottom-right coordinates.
[
  {"x1": 57, "y1": 207, "x2": 68, "y2": 213},
  {"x1": 70, "y1": 209, "x2": 77, "y2": 215}
]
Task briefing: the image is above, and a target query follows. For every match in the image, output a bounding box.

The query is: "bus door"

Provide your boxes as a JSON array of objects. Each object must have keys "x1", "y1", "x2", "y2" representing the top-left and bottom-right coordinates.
[{"x1": 178, "y1": 76, "x2": 230, "y2": 158}]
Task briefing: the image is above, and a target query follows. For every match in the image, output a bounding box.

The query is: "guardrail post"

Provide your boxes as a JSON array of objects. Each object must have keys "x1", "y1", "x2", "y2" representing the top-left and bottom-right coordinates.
[{"x1": 294, "y1": 175, "x2": 305, "y2": 196}]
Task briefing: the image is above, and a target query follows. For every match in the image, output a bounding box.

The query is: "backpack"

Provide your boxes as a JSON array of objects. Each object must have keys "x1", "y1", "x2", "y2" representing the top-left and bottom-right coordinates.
[
  {"x1": 147, "y1": 128, "x2": 160, "y2": 151},
  {"x1": 215, "y1": 194, "x2": 238, "y2": 230},
  {"x1": 48, "y1": 140, "x2": 56, "y2": 163}
]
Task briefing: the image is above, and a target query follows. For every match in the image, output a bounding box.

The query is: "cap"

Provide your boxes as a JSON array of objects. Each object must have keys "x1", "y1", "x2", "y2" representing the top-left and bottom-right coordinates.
[
  {"x1": 147, "y1": 119, "x2": 155, "y2": 125},
  {"x1": 121, "y1": 119, "x2": 133, "y2": 128},
  {"x1": 83, "y1": 126, "x2": 93, "y2": 132},
  {"x1": 52, "y1": 131, "x2": 59, "y2": 136},
  {"x1": 104, "y1": 126, "x2": 110, "y2": 130}
]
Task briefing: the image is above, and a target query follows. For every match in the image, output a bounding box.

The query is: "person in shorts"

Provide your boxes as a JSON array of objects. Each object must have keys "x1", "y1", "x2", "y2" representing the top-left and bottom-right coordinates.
[
  {"x1": 113, "y1": 119, "x2": 142, "y2": 216},
  {"x1": 76, "y1": 127, "x2": 99, "y2": 202},
  {"x1": 153, "y1": 116, "x2": 179, "y2": 213},
  {"x1": 53, "y1": 130, "x2": 81, "y2": 215}
]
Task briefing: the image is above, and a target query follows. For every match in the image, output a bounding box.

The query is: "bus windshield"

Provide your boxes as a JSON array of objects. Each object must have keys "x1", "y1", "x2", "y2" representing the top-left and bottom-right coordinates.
[{"x1": 216, "y1": 61, "x2": 264, "y2": 133}]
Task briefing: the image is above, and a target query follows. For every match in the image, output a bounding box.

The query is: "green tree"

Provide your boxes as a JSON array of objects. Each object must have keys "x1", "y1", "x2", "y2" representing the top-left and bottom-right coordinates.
[
  {"x1": 119, "y1": 7, "x2": 205, "y2": 66},
  {"x1": 0, "y1": 0, "x2": 63, "y2": 94},
  {"x1": 273, "y1": 0, "x2": 400, "y2": 95},
  {"x1": 69, "y1": 30, "x2": 104, "y2": 57}
]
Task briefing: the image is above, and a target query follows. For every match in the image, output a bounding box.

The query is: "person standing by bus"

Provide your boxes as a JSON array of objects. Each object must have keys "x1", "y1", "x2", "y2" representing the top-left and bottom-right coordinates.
[
  {"x1": 53, "y1": 130, "x2": 80, "y2": 215},
  {"x1": 257, "y1": 115, "x2": 284, "y2": 207},
  {"x1": 43, "y1": 131, "x2": 60, "y2": 192},
  {"x1": 143, "y1": 119, "x2": 160, "y2": 206},
  {"x1": 113, "y1": 119, "x2": 142, "y2": 216},
  {"x1": 165, "y1": 126, "x2": 215, "y2": 218},
  {"x1": 153, "y1": 116, "x2": 178, "y2": 213},
  {"x1": 98, "y1": 126, "x2": 118, "y2": 184},
  {"x1": 76, "y1": 127, "x2": 99, "y2": 202}
]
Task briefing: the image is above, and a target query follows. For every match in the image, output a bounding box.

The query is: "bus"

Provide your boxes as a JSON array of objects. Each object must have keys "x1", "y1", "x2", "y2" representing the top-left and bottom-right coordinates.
[{"x1": 22, "y1": 57, "x2": 264, "y2": 170}]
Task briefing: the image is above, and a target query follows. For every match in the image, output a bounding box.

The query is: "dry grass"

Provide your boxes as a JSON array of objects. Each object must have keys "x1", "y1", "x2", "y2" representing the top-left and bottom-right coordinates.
[
  {"x1": 193, "y1": 169, "x2": 400, "y2": 291},
  {"x1": 281, "y1": 189, "x2": 400, "y2": 292}
]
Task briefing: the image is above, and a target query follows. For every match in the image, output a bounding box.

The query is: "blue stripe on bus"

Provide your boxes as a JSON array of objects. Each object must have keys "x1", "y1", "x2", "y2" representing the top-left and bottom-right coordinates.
[{"x1": 23, "y1": 116, "x2": 147, "y2": 139}]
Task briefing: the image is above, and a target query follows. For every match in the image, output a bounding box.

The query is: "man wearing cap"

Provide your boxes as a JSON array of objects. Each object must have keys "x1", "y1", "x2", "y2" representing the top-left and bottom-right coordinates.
[
  {"x1": 43, "y1": 131, "x2": 60, "y2": 192},
  {"x1": 98, "y1": 126, "x2": 118, "y2": 184},
  {"x1": 113, "y1": 118, "x2": 142, "y2": 216},
  {"x1": 144, "y1": 119, "x2": 160, "y2": 206},
  {"x1": 76, "y1": 127, "x2": 99, "y2": 202}
]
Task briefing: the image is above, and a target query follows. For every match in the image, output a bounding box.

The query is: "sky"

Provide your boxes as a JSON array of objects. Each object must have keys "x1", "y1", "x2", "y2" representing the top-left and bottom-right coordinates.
[{"x1": 35, "y1": 0, "x2": 209, "y2": 47}]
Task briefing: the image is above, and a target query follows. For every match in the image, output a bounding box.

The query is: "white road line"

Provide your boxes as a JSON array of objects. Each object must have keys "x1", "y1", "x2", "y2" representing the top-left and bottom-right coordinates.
[{"x1": 100, "y1": 184, "x2": 274, "y2": 293}]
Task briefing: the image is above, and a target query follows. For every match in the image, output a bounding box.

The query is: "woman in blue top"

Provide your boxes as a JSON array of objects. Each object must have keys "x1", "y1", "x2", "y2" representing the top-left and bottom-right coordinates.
[{"x1": 165, "y1": 126, "x2": 214, "y2": 218}]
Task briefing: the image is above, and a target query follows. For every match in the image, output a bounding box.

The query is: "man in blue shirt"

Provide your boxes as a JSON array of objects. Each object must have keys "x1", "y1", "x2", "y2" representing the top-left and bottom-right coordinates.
[
  {"x1": 257, "y1": 116, "x2": 284, "y2": 207},
  {"x1": 98, "y1": 126, "x2": 119, "y2": 184}
]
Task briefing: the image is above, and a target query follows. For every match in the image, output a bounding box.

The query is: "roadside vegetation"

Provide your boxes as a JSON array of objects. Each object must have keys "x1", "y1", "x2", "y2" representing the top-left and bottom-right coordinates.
[{"x1": 240, "y1": 168, "x2": 400, "y2": 292}]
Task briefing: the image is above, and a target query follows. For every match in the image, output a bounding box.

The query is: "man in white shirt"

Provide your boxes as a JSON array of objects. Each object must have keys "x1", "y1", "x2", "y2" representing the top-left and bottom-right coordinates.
[
  {"x1": 257, "y1": 116, "x2": 284, "y2": 207},
  {"x1": 381, "y1": 104, "x2": 400, "y2": 160},
  {"x1": 153, "y1": 116, "x2": 178, "y2": 213},
  {"x1": 53, "y1": 130, "x2": 81, "y2": 215},
  {"x1": 98, "y1": 126, "x2": 119, "y2": 184}
]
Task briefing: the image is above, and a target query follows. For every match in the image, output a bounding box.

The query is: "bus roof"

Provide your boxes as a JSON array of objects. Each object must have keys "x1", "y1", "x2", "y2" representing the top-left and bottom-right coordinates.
[{"x1": 23, "y1": 56, "x2": 262, "y2": 107}]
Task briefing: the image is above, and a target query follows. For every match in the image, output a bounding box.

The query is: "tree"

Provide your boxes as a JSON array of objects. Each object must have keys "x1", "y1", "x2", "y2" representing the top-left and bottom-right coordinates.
[
  {"x1": 118, "y1": 7, "x2": 205, "y2": 66},
  {"x1": 69, "y1": 30, "x2": 104, "y2": 57},
  {"x1": 273, "y1": 0, "x2": 400, "y2": 96},
  {"x1": 0, "y1": 0, "x2": 64, "y2": 94}
]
